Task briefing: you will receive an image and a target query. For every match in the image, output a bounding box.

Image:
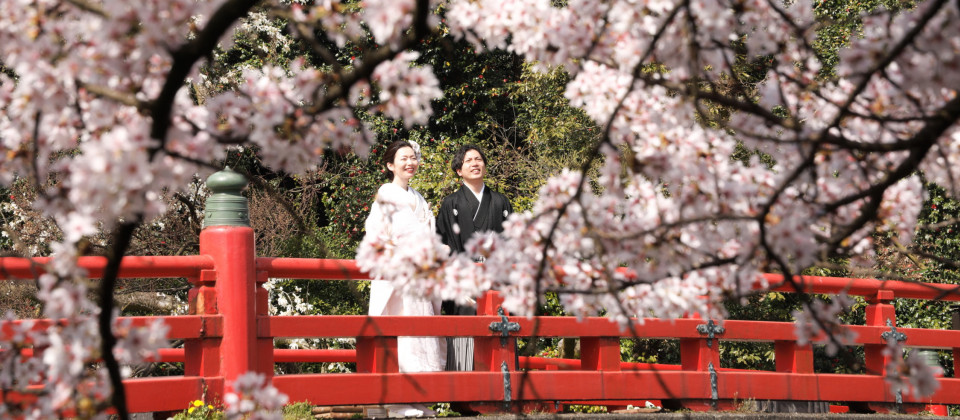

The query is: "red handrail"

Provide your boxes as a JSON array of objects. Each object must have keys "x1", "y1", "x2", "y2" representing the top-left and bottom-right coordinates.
[
  {"x1": 0, "y1": 255, "x2": 214, "y2": 279},
  {"x1": 3, "y1": 233, "x2": 959, "y2": 416},
  {"x1": 253, "y1": 257, "x2": 960, "y2": 301},
  {"x1": 764, "y1": 273, "x2": 960, "y2": 301}
]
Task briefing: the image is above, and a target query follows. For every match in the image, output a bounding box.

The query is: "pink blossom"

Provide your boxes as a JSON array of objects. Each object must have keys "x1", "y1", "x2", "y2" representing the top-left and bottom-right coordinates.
[{"x1": 224, "y1": 372, "x2": 289, "y2": 420}]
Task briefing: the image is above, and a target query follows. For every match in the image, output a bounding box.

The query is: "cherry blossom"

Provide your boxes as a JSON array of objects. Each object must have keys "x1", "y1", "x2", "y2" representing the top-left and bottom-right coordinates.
[
  {"x1": 224, "y1": 372, "x2": 289, "y2": 420},
  {"x1": 884, "y1": 344, "x2": 943, "y2": 398},
  {"x1": 791, "y1": 293, "x2": 858, "y2": 357},
  {"x1": 371, "y1": 52, "x2": 444, "y2": 128}
]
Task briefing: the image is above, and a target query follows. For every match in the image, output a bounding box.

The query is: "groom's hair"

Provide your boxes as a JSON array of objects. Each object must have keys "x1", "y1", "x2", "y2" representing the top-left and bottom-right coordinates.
[{"x1": 451, "y1": 144, "x2": 487, "y2": 175}]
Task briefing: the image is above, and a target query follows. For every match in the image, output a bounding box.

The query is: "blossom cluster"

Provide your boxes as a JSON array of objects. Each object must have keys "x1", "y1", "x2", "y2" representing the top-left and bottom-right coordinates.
[
  {"x1": 0, "y1": 260, "x2": 169, "y2": 418},
  {"x1": 791, "y1": 293, "x2": 858, "y2": 357},
  {"x1": 223, "y1": 372, "x2": 289, "y2": 420},
  {"x1": 356, "y1": 192, "x2": 452, "y2": 299},
  {"x1": 883, "y1": 344, "x2": 942, "y2": 398}
]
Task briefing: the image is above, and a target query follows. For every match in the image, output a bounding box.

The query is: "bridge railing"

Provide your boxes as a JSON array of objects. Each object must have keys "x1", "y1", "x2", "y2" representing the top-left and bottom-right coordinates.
[
  {"x1": 0, "y1": 254, "x2": 217, "y2": 413},
  {"x1": 250, "y1": 260, "x2": 960, "y2": 414},
  {"x1": 2, "y1": 168, "x2": 960, "y2": 415},
  {"x1": 6, "y1": 253, "x2": 960, "y2": 414}
]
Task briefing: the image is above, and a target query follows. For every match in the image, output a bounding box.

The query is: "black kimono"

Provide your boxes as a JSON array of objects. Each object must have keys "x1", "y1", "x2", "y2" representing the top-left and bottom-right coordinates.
[
  {"x1": 436, "y1": 184, "x2": 513, "y2": 256},
  {"x1": 436, "y1": 184, "x2": 513, "y2": 372}
]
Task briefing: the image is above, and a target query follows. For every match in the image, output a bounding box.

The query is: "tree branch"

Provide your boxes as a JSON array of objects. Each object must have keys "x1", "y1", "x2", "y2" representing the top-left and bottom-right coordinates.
[
  {"x1": 64, "y1": 0, "x2": 107, "y2": 17},
  {"x1": 824, "y1": 0, "x2": 948, "y2": 133},
  {"x1": 823, "y1": 92, "x2": 960, "y2": 218},
  {"x1": 305, "y1": 0, "x2": 436, "y2": 114},
  {"x1": 149, "y1": 0, "x2": 261, "y2": 158},
  {"x1": 77, "y1": 82, "x2": 146, "y2": 110},
  {"x1": 98, "y1": 220, "x2": 140, "y2": 420}
]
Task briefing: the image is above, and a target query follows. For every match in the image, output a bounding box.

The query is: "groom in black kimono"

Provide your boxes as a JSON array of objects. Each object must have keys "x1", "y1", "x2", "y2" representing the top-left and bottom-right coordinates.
[
  {"x1": 437, "y1": 145, "x2": 512, "y2": 259},
  {"x1": 436, "y1": 145, "x2": 512, "y2": 372}
]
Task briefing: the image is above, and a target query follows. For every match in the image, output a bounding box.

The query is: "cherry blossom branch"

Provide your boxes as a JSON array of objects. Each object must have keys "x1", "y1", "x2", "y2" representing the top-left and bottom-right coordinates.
[
  {"x1": 580, "y1": 11, "x2": 612, "y2": 65},
  {"x1": 908, "y1": 248, "x2": 960, "y2": 272},
  {"x1": 77, "y1": 82, "x2": 146, "y2": 110},
  {"x1": 590, "y1": 214, "x2": 756, "y2": 242},
  {"x1": 508, "y1": 31, "x2": 643, "y2": 395},
  {"x1": 524, "y1": 15, "x2": 654, "y2": 312},
  {"x1": 931, "y1": 145, "x2": 960, "y2": 195},
  {"x1": 286, "y1": 19, "x2": 344, "y2": 73},
  {"x1": 148, "y1": 0, "x2": 261, "y2": 157},
  {"x1": 825, "y1": 0, "x2": 947, "y2": 132},
  {"x1": 879, "y1": 68, "x2": 928, "y2": 115},
  {"x1": 819, "y1": 131, "x2": 936, "y2": 152},
  {"x1": 754, "y1": 150, "x2": 820, "y2": 298},
  {"x1": 918, "y1": 217, "x2": 960, "y2": 231},
  {"x1": 594, "y1": 257, "x2": 740, "y2": 290},
  {"x1": 632, "y1": 3, "x2": 685, "y2": 75},
  {"x1": 74, "y1": 1, "x2": 264, "y2": 415},
  {"x1": 162, "y1": 150, "x2": 224, "y2": 170},
  {"x1": 647, "y1": 76, "x2": 795, "y2": 129},
  {"x1": 823, "y1": 93, "x2": 960, "y2": 215},
  {"x1": 29, "y1": 111, "x2": 43, "y2": 190},
  {"x1": 764, "y1": 0, "x2": 816, "y2": 41},
  {"x1": 306, "y1": 0, "x2": 434, "y2": 114}
]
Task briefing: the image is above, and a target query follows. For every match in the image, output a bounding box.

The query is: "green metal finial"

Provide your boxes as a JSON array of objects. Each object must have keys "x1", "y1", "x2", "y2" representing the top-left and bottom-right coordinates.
[{"x1": 203, "y1": 167, "x2": 250, "y2": 228}]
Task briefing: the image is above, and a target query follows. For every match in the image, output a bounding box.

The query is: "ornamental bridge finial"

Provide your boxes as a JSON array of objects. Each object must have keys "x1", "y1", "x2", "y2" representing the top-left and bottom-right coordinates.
[{"x1": 203, "y1": 167, "x2": 250, "y2": 228}]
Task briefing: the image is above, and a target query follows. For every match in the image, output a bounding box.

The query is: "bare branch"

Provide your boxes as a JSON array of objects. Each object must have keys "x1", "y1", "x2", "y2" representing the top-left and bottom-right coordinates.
[
  {"x1": 99, "y1": 220, "x2": 140, "y2": 420},
  {"x1": 64, "y1": 0, "x2": 107, "y2": 17},
  {"x1": 78, "y1": 82, "x2": 146, "y2": 110}
]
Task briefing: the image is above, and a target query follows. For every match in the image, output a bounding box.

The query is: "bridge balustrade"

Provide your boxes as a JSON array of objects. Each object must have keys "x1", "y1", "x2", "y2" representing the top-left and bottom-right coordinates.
[{"x1": 2, "y1": 169, "x2": 959, "y2": 415}]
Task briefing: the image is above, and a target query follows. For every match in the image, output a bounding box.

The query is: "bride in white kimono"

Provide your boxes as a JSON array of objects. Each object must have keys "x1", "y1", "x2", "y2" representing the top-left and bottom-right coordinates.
[{"x1": 363, "y1": 140, "x2": 445, "y2": 418}]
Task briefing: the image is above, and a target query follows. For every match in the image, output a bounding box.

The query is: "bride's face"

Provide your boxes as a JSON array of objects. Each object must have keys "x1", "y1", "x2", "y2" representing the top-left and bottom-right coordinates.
[{"x1": 387, "y1": 146, "x2": 419, "y2": 183}]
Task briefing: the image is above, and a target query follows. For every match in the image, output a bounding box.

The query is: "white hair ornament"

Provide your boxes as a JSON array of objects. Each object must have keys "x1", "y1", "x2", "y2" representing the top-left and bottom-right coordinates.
[{"x1": 408, "y1": 140, "x2": 422, "y2": 160}]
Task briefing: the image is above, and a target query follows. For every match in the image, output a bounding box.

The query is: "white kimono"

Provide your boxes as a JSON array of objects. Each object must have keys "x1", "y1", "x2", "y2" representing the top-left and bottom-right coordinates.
[{"x1": 364, "y1": 183, "x2": 446, "y2": 373}]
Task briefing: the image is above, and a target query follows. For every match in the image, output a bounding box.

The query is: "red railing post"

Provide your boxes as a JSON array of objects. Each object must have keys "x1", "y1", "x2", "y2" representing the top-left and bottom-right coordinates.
[
  {"x1": 580, "y1": 337, "x2": 620, "y2": 371},
  {"x1": 917, "y1": 350, "x2": 947, "y2": 416},
  {"x1": 474, "y1": 291, "x2": 517, "y2": 372},
  {"x1": 356, "y1": 336, "x2": 399, "y2": 373},
  {"x1": 774, "y1": 341, "x2": 813, "y2": 373},
  {"x1": 183, "y1": 269, "x2": 223, "y2": 398},
  {"x1": 863, "y1": 290, "x2": 899, "y2": 413},
  {"x1": 256, "y1": 270, "x2": 275, "y2": 376},
  {"x1": 680, "y1": 318, "x2": 721, "y2": 371},
  {"x1": 199, "y1": 168, "x2": 260, "y2": 394},
  {"x1": 679, "y1": 315, "x2": 722, "y2": 411},
  {"x1": 952, "y1": 306, "x2": 960, "y2": 385},
  {"x1": 864, "y1": 290, "x2": 896, "y2": 376}
]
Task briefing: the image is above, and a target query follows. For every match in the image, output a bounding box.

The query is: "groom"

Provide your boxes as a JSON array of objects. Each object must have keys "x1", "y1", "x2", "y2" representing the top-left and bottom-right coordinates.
[{"x1": 436, "y1": 144, "x2": 513, "y2": 370}]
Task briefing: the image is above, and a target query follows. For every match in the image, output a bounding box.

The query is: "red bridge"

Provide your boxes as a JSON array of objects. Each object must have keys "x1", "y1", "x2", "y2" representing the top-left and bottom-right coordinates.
[{"x1": 2, "y1": 170, "x2": 960, "y2": 416}]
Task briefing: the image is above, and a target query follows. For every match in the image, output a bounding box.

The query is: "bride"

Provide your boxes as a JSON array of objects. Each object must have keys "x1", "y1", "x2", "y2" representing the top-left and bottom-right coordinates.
[{"x1": 363, "y1": 140, "x2": 446, "y2": 418}]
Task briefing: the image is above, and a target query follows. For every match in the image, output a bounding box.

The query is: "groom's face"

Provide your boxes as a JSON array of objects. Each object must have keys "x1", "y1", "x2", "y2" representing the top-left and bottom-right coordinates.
[{"x1": 457, "y1": 149, "x2": 486, "y2": 182}]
